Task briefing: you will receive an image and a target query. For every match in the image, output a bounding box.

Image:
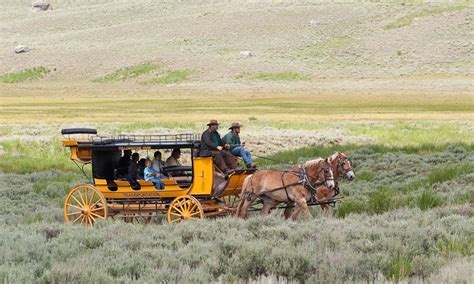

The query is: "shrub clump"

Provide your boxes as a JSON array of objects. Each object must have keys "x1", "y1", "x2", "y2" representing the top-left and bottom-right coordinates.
[
  {"x1": 93, "y1": 63, "x2": 158, "y2": 83},
  {"x1": 0, "y1": 67, "x2": 50, "y2": 83}
]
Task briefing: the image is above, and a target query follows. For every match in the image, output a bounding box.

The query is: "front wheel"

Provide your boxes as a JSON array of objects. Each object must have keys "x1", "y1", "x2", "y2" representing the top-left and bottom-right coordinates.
[
  {"x1": 167, "y1": 195, "x2": 203, "y2": 224},
  {"x1": 63, "y1": 184, "x2": 108, "y2": 226}
]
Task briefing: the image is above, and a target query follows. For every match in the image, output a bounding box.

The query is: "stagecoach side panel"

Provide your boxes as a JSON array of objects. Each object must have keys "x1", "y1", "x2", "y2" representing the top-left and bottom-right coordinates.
[{"x1": 188, "y1": 157, "x2": 214, "y2": 196}]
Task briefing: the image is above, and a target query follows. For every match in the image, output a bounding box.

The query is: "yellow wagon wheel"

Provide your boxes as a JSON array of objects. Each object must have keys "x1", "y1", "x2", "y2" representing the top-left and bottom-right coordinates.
[
  {"x1": 222, "y1": 194, "x2": 240, "y2": 208},
  {"x1": 64, "y1": 184, "x2": 108, "y2": 226},
  {"x1": 167, "y1": 195, "x2": 203, "y2": 224}
]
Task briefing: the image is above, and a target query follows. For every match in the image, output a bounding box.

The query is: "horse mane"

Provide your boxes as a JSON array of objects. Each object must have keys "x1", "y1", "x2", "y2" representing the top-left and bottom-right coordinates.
[
  {"x1": 328, "y1": 152, "x2": 347, "y2": 163},
  {"x1": 304, "y1": 158, "x2": 324, "y2": 168},
  {"x1": 328, "y1": 152, "x2": 339, "y2": 163}
]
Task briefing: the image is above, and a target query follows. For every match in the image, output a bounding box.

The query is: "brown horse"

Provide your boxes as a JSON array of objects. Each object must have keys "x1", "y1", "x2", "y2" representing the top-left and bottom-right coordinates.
[
  {"x1": 283, "y1": 152, "x2": 355, "y2": 217},
  {"x1": 235, "y1": 158, "x2": 334, "y2": 220}
]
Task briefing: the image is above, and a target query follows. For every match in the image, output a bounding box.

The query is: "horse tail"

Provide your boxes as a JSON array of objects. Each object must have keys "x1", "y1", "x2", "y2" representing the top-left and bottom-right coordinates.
[{"x1": 235, "y1": 174, "x2": 254, "y2": 218}]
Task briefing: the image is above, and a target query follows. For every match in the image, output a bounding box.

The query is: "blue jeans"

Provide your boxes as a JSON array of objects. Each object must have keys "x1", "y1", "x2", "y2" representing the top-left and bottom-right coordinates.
[
  {"x1": 148, "y1": 177, "x2": 165, "y2": 190},
  {"x1": 231, "y1": 146, "x2": 252, "y2": 166}
]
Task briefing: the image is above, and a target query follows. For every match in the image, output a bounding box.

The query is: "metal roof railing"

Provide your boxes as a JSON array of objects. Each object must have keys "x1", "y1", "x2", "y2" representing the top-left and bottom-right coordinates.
[{"x1": 90, "y1": 133, "x2": 200, "y2": 147}]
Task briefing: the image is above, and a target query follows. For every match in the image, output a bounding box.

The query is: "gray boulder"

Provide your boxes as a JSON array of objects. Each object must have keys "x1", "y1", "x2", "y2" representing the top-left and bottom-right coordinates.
[
  {"x1": 239, "y1": 51, "x2": 253, "y2": 59},
  {"x1": 14, "y1": 45, "x2": 30, "y2": 53},
  {"x1": 32, "y1": 2, "x2": 51, "y2": 12}
]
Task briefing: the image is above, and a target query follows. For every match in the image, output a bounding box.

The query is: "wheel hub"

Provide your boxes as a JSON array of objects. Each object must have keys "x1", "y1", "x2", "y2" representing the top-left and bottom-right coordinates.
[{"x1": 81, "y1": 205, "x2": 91, "y2": 216}]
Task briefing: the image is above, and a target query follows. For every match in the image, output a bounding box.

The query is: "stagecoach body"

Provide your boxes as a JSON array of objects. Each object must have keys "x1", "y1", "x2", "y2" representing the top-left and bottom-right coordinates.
[{"x1": 61, "y1": 128, "x2": 254, "y2": 225}]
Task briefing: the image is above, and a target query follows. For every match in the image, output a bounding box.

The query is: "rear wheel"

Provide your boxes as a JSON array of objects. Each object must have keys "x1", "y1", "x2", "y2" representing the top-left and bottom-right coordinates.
[
  {"x1": 222, "y1": 194, "x2": 240, "y2": 208},
  {"x1": 64, "y1": 184, "x2": 107, "y2": 226},
  {"x1": 167, "y1": 195, "x2": 203, "y2": 223}
]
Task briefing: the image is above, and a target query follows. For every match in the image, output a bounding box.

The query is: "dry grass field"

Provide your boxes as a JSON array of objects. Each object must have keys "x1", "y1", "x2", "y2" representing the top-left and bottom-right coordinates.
[{"x1": 0, "y1": 0, "x2": 473, "y2": 283}]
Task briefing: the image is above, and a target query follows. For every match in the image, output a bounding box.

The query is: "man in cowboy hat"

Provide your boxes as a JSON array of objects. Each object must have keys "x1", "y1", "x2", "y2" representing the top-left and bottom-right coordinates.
[
  {"x1": 199, "y1": 119, "x2": 237, "y2": 174},
  {"x1": 223, "y1": 122, "x2": 256, "y2": 168}
]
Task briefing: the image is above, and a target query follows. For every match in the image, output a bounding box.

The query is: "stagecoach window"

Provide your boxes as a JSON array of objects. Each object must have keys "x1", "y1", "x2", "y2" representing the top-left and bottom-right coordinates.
[{"x1": 92, "y1": 150, "x2": 121, "y2": 180}]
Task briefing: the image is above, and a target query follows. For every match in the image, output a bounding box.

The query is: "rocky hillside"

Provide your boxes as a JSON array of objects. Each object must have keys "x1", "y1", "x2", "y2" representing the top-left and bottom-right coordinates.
[{"x1": 0, "y1": 0, "x2": 472, "y2": 84}]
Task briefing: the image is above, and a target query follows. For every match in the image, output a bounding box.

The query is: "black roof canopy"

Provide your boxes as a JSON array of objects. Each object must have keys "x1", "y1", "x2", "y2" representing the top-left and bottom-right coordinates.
[{"x1": 84, "y1": 133, "x2": 200, "y2": 151}]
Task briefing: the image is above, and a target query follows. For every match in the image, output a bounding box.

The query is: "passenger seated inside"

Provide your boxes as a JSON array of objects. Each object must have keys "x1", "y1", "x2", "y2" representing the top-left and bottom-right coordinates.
[
  {"x1": 137, "y1": 158, "x2": 146, "y2": 179},
  {"x1": 152, "y1": 151, "x2": 166, "y2": 178},
  {"x1": 165, "y1": 148, "x2": 184, "y2": 177},
  {"x1": 128, "y1": 152, "x2": 140, "y2": 181},
  {"x1": 165, "y1": 148, "x2": 182, "y2": 167},
  {"x1": 116, "y1": 149, "x2": 132, "y2": 177},
  {"x1": 144, "y1": 159, "x2": 165, "y2": 190}
]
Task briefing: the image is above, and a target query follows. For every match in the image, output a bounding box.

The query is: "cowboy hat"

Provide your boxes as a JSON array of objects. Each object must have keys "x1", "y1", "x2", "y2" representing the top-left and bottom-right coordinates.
[
  {"x1": 229, "y1": 122, "x2": 243, "y2": 130},
  {"x1": 207, "y1": 119, "x2": 220, "y2": 126}
]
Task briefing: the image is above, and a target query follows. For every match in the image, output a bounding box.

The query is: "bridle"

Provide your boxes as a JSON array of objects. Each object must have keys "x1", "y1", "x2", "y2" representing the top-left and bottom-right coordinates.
[
  {"x1": 336, "y1": 156, "x2": 353, "y2": 176},
  {"x1": 302, "y1": 162, "x2": 334, "y2": 194}
]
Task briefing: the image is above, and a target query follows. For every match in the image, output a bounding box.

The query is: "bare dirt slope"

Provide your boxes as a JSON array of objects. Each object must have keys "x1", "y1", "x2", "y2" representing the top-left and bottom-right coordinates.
[{"x1": 0, "y1": 0, "x2": 473, "y2": 85}]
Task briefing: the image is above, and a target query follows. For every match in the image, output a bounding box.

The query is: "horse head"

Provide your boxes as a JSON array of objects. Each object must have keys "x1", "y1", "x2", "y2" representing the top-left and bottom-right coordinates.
[
  {"x1": 304, "y1": 158, "x2": 335, "y2": 189},
  {"x1": 330, "y1": 152, "x2": 355, "y2": 181}
]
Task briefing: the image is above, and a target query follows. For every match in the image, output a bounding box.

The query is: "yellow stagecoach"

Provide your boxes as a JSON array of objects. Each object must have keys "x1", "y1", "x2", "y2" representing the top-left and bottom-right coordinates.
[{"x1": 61, "y1": 128, "x2": 256, "y2": 225}]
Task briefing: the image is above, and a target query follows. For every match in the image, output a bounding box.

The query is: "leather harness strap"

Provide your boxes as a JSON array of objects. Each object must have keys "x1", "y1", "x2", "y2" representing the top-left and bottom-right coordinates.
[{"x1": 249, "y1": 164, "x2": 331, "y2": 203}]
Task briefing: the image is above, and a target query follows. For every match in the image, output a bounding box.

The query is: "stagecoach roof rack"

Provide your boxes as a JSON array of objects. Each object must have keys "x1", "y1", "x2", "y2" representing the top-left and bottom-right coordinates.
[{"x1": 89, "y1": 133, "x2": 200, "y2": 149}]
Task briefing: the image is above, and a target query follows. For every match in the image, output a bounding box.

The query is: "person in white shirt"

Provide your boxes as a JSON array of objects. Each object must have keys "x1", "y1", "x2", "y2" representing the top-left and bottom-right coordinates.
[
  {"x1": 165, "y1": 148, "x2": 182, "y2": 167},
  {"x1": 152, "y1": 151, "x2": 165, "y2": 178}
]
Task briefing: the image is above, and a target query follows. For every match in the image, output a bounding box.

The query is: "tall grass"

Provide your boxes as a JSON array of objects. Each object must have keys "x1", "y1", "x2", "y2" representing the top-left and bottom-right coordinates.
[
  {"x1": 0, "y1": 67, "x2": 50, "y2": 83},
  {"x1": 415, "y1": 190, "x2": 442, "y2": 211},
  {"x1": 368, "y1": 188, "x2": 396, "y2": 214},
  {"x1": 0, "y1": 206, "x2": 472, "y2": 282},
  {"x1": 255, "y1": 143, "x2": 473, "y2": 167},
  {"x1": 388, "y1": 253, "x2": 413, "y2": 281},
  {"x1": 427, "y1": 164, "x2": 474, "y2": 185},
  {"x1": 0, "y1": 140, "x2": 75, "y2": 173},
  {"x1": 349, "y1": 122, "x2": 473, "y2": 148}
]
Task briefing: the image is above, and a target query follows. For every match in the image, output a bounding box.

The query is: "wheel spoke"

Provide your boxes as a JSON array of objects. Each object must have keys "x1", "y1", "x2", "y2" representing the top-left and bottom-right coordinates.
[
  {"x1": 67, "y1": 203, "x2": 84, "y2": 211},
  {"x1": 189, "y1": 203, "x2": 198, "y2": 212},
  {"x1": 91, "y1": 198, "x2": 102, "y2": 208},
  {"x1": 178, "y1": 200, "x2": 185, "y2": 213},
  {"x1": 84, "y1": 189, "x2": 89, "y2": 205},
  {"x1": 170, "y1": 218, "x2": 181, "y2": 223},
  {"x1": 77, "y1": 190, "x2": 86, "y2": 206},
  {"x1": 70, "y1": 194, "x2": 83, "y2": 207},
  {"x1": 90, "y1": 212, "x2": 106, "y2": 219},
  {"x1": 190, "y1": 211, "x2": 201, "y2": 217},
  {"x1": 89, "y1": 190, "x2": 96, "y2": 205},
  {"x1": 170, "y1": 212, "x2": 182, "y2": 217},
  {"x1": 66, "y1": 211, "x2": 81, "y2": 216},
  {"x1": 88, "y1": 214, "x2": 96, "y2": 223},
  {"x1": 182, "y1": 200, "x2": 189, "y2": 211},
  {"x1": 172, "y1": 205, "x2": 183, "y2": 214},
  {"x1": 90, "y1": 207, "x2": 104, "y2": 212},
  {"x1": 72, "y1": 214, "x2": 83, "y2": 223}
]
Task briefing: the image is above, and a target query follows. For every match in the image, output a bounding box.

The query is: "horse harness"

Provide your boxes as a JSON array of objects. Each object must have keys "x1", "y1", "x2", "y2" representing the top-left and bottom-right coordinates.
[
  {"x1": 245, "y1": 163, "x2": 333, "y2": 202},
  {"x1": 333, "y1": 156, "x2": 353, "y2": 197}
]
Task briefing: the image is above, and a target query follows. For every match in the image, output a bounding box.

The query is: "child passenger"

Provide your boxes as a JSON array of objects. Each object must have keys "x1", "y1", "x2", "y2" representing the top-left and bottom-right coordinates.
[{"x1": 144, "y1": 159, "x2": 165, "y2": 190}]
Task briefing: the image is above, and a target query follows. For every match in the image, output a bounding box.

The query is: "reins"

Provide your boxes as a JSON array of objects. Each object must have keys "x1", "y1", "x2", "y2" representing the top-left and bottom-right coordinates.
[{"x1": 253, "y1": 154, "x2": 294, "y2": 166}]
